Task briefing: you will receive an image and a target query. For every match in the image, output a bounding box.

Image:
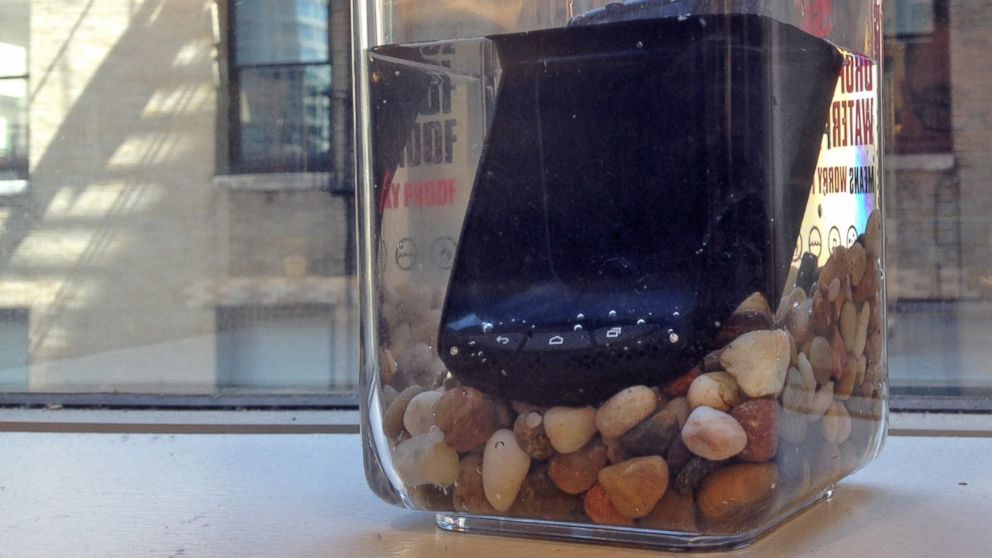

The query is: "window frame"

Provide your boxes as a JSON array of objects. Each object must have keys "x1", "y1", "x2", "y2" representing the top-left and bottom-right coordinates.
[{"x1": 225, "y1": 0, "x2": 335, "y2": 176}]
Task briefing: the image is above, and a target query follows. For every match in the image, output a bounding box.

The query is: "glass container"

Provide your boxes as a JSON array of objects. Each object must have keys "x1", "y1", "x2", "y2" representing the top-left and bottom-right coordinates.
[{"x1": 355, "y1": 0, "x2": 886, "y2": 549}]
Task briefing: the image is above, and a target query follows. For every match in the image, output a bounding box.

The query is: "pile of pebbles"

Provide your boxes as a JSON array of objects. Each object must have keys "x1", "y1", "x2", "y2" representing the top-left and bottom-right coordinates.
[{"x1": 375, "y1": 211, "x2": 885, "y2": 534}]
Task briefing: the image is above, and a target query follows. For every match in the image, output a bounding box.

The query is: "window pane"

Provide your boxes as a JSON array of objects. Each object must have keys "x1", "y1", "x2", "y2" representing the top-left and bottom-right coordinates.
[
  {"x1": 0, "y1": 0, "x2": 355, "y2": 399},
  {"x1": 0, "y1": 77, "x2": 27, "y2": 181},
  {"x1": 234, "y1": 0, "x2": 329, "y2": 65},
  {"x1": 236, "y1": 65, "x2": 332, "y2": 172},
  {"x1": 0, "y1": 0, "x2": 28, "y2": 76},
  {"x1": 884, "y1": 0, "x2": 992, "y2": 399}
]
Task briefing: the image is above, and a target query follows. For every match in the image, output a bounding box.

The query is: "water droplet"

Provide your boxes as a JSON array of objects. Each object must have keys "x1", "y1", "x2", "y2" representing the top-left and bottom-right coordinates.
[
  {"x1": 608, "y1": 310, "x2": 618, "y2": 319},
  {"x1": 636, "y1": 319, "x2": 647, "y2": 326},
  {"x1": 673, "y1": 311, "x2": 681, "y2": 318},
  {"x1": 635, "y1": 40, "x2": 644, "y2": 48},
  {"x1": 576, "y1": 313, "x2": 585, "y2": 320},
  {"x1": 482, "y1": 322, "x2": 493, "y2": 333},
  {"x1": 450, "y1": 346, "x2": 459, "y2": 356},
  {"x1": 573, "y1": 324, "x2": 584, "y2": 331},
  {"x1": 394, "y1": 70, "x2": 401, "y2": 76},
  {"x1": 669, "y1": 331, "x2": 680, "y2": 344},
  {"x1": 714, "y1": 321, "x2": 722, "y2": 327}
]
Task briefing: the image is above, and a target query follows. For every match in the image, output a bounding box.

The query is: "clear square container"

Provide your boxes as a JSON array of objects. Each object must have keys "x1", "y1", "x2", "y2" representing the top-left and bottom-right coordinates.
[{"x1": 354, "y1": 0, "x2": 886, "y2": 549}]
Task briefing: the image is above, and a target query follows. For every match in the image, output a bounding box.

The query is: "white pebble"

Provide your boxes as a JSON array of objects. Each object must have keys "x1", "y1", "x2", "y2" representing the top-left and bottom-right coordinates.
[
  {"x1": 393, "y1": 433, "x2": 460, "y2": 487},
  {"x1": 720, "y1": 330, "x2": 791, "y2": 398},
  {"x1": 595, "y1": 385, "x2": 658, "y2": 439},
  {"x1": 544, "y1": 406, "x2": 598, "y2": 454},
  {"x1": 482, "y1": 429, "x2": 531, "y2": 511},
  {"x1": 403, "y1": 390, "x2": 443, "y2": 436},
  {"x1": 681, "y1": 406, "x2": 748, "y2": 461},
  {"x1": 687, "y1": 372, "x2": 741, "y2": 411},
  {"x1": 807, "y1": 382, "x2": 835, "y2": 422}
]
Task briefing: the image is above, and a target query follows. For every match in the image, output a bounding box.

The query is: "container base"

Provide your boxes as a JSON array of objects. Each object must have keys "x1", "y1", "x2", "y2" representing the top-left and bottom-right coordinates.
[{"x1": 435, "y1": 485, "x2": 835, "y2": 551}]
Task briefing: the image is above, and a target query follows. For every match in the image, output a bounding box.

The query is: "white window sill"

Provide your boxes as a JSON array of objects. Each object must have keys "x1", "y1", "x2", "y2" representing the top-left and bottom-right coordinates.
[{"x1": 1, "y1": 430, "x2": 989, "y2": 557}]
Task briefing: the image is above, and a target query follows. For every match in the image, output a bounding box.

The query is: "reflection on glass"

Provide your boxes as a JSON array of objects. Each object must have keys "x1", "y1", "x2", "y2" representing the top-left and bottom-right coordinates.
[
  {"x1": 234, "y1": 0, "x2": 329, "y2": 65},
  {"x1": 237, "y1": 66, "x2": 332, "y2": 173},
  {"x1": 0, "y1": 0, "x2": 355, "y2": 398}
]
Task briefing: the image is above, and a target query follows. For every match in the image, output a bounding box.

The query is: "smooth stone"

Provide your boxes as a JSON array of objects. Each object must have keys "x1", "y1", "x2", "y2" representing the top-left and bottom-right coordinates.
[
  {"x1": 482, "y1": 429, "x2": 531, "y2": 512},
  {"x1": 865, "y1": 209, "x2": 882, "y2": 258},
  {"x1": 787, "y1": 298, "x2": 814, "y2": 346},
  {"x1": 637, "y1": 488, "x2": 698, "y2": 532},
  {"x1": 730, "y1": 398, "x2": 779, "y2": 462},
  {"x1": 735, "y1": 291, "x2": 774, "y2": 320},
  {"x1": 807, "y1": 336, "x2": 833, "y2": 384},
  {"x1": 664, "y1": 397, "x2": 690, "y2": 427},
  {"x1": 687, "y1": 372, "x2": 741, "y2": 411},
  {"x1": 696, "y1": 463, "x2": 780, "y2": 531},
  {"x1": 509, "y1": 465, "x2": 583, "y2": 521},
  {"x1": 597, "y1": 456, "x2": 670, "y2": 519},
  {"x1": 513, "y1": 410, "x2": 554, "y2": 460},
  {"x1": 548, "y1": 438, "x2": 609, "y2": 495},
  {"x1": 854, "y1": 301, "x2": 870, "y2": 357},
  {"x1": 435, "y1": 386, "x2": 511, "y2": 453},
  {"x1": 840, "y1": 301, "x2": 858, "y2": 354},
  {"x1": 818, "y1": 246, "x2": 851, "y2": 295},
  {"x1": 393, "y1": 432, "x2": 460, "y2": 487},
  {"x1": 775, "y1": 287, "x2": 808, "y2": 326},
  {"x1": 403, "y1": 390, "x2": 443, "y2": 436},
  {"x1": 811, "y1": 288, "x2": 834, "y2": 337},
  {"x1": 674, "y1": 456, "x2": 725, "y2": 496},
  {"x1": 384, "y1": 385, "x2": 424, "y2": 440},
  {"x1": 720, "y1": 330, "x2": 791, "y2": 398},
  {"x1": 544, "y1": 406, "x2": 598, "y2": 454},
  {"x1": 681, "y1": 406, "x2": 748, "y2": 461},
  {"x1": 452, "y1": 454, "x2": 498, "y2": 515},
  {"x1": 849, "y1": 242, "x2": 867, "y2": 286},
  {"x1": 830, "y1": 328, "x2": 846, "y2": 381},
  {"x1": 715, "y1": 310, "x2": 772, "y2": 347},
  {"x1": 595, "y1": 385, "x2": 658, "y2": 439},
  {"x1": 822, "y1": 400, "x2": 853, "y2": 445},
  {"x1": 665, "y1": 434, "x2": 693, "y2": 477},
  {"x1": 807, "y1": 381, "x2": 835, "y2": 422},
  {"x1": 782, "y1": 367, "x2": 812, "y2": 414},
  {"x1": 583, "y1": 483, "x2": 636, "y2": 527},
  {"x1": 620, "y1": 410, "x2": 681, "y2": 458}
]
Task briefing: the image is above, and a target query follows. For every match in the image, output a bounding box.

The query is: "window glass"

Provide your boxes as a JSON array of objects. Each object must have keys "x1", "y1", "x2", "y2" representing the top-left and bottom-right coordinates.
[
  {"x1": 0, "y1": 0, "x2": 28, "y2": 185},
  {"x1": 0, "y1": 0, "x2": 355, "y2": 401},
  {"x1": 237, "y1": 65, "x2": 332, "y2": 173},
  {"x1": 884, "y1": 0, "x2": 992, "y2": 400},
  {"x1": 0, "y1": 0, "x2": 988, "y2": 409}
]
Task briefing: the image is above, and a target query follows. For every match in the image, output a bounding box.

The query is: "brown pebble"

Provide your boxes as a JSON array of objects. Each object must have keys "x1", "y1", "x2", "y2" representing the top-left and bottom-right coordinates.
[
  {"x1": 662, "y1": 367, "x2": 702, "y2": 397},
  {"x1": 637, "y1": 488, "x2": 698, "y2": 532},
  {"x1": 715, "y1": 310, "x2": 772, "y2": 347},
  {"x1": 584, "y1": 484, "x2": 636, "y2": 527},
  {"x1": 830, "y1": 328, "x2": 846, "y2": 381},
  {"x1": 696, "y1": 463, "x2": 779, "y2": 531},
  {"x1": 509, "y1": 465, "x2": 583, "y2": 521},
  {"x1": 730, "y1": 399, "x2": 779, "y2": 462},
  {"x1": 598, "y1": 456, "x2": 670, "y2": 519},
  {"x1": 703, "y1": 349, "x2": 724, "y2": 372},
  {"x1": 620, "y1": 410, "x2": 680, "y2": 459},
  {"x1": 435, "y1": 386, "x2": 511, "y2": 452},
  {"x1": 548, "y1": 439, "x2": 609, "y2": 495},
  {"x1": 514, "y1": 411, "x2": 554, "y2": 460},
  {"x1": 734, "y1": 291, "x2": 774, "y2": 320},
  {"x1": 811, "y1": 289, "x2": 834, "y2": 337},
  {"x1": 452, "y1": 454, "x2": 498, "y2": 515}
]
